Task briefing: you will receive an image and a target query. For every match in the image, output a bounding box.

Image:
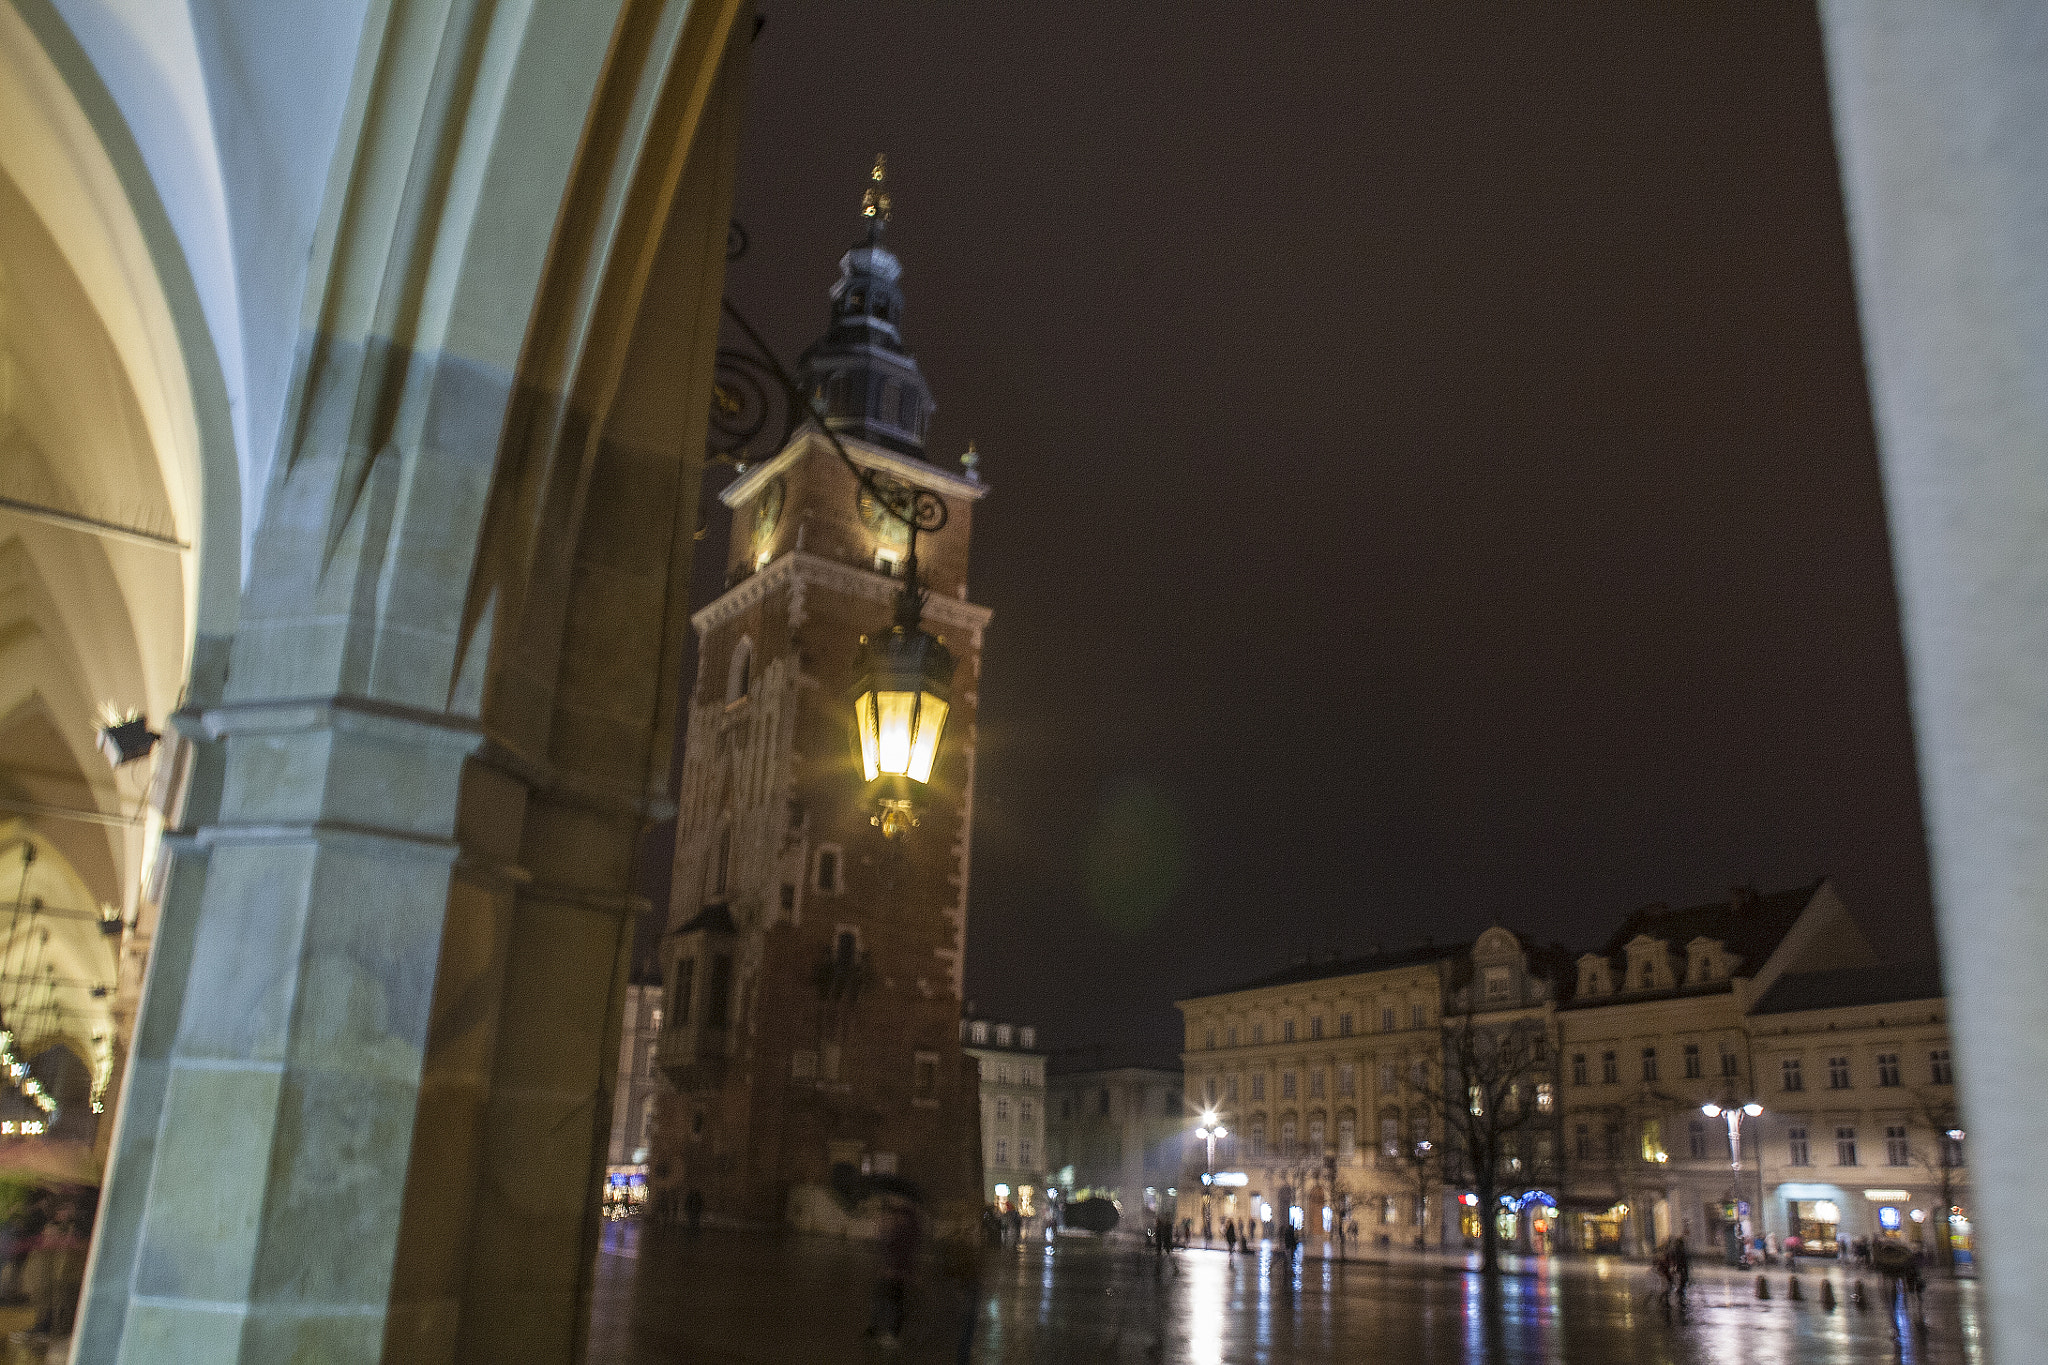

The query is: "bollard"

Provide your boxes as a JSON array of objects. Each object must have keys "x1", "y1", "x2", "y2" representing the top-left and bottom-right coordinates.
[
  {"x1": 1851, "y1": 1279, "x2": 1868, "y2": 1309},
  {"x1": 1789, "y1": 1275, "x2": 1804, "y2": 1301},
  {"x1": 1756, "y1": 1275, "x2": 1770, "y2": 1300},
  {"x1": 1821, "y1": 1280, "x2": 1836, "y2": 1311}
]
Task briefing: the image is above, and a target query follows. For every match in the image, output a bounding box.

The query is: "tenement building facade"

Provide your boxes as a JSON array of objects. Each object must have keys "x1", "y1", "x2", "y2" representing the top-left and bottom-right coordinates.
[
  {"x1": 652, "y1": 183, "x2": 991, "y2": 1228},
  {"x1": 1176, "y1": 945, "x2": 1468, "y2": 1248},
  {"x1": 1180, "y1": 879, "x2": 1970, "y2": 1264},
  {"x1": 962, "y1": 1017, "x2": 1046, "y2": 1216},
  {"x1": 1046, "y1": 1066, "x2": 1185, "y2": 1233},
  {"x1": 1554, "y1": 881, "x2": 1873, "y2": 1258},
  {"x1": 1746, "y1": 962, "x2": 1967, "y2": 1266}
]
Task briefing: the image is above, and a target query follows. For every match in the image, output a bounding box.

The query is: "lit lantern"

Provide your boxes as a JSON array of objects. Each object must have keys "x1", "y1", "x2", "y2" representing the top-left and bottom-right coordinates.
[{"x1": 851, "y1": 616, "x2": 954, "y2": 785}]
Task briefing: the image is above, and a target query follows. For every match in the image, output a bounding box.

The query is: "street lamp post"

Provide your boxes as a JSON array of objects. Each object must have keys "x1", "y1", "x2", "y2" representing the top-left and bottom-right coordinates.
[
  {"x1": 1194, "y1": 1111, "x2": 1227, "y2": 1242},
  {"x1": 1703, "y1": 1100, "x2": 1764, "y2": 1264}
]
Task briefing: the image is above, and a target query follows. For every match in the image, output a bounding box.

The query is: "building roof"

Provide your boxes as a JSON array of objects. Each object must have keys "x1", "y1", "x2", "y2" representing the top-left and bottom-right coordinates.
[
  {"x1": 1747, "y1": 961, "x2": 1946, "y2": 1017},
  {"x1": 1594, "y1": 880, "x2": 1825, "y2": 975},
  {"x1": 1185, "y1": 941, "x2": 1469, "y2": 1001}
]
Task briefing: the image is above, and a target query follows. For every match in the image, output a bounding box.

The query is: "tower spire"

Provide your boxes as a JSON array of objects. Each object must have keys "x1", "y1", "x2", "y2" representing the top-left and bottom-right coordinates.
[
  {"x1": 795, "y1": 154, "x2": 935, "y2": 458},
  {"x1": 861, "y1": 154, "x2": 891, "y2": 240}
]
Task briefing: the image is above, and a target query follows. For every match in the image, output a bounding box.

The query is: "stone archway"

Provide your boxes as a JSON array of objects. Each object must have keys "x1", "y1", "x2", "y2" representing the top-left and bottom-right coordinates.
[{"x1": 26, "y1": 2, "x2": 757, "y2": 1361}]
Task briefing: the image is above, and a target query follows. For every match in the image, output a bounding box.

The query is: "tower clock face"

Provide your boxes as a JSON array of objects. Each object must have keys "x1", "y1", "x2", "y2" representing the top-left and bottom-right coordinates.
[
  {"x1": 858, "y1": 475, "x2": 911, "y2": 549},
  {"x1": 754, "y1": 478, "x2": 785, "y2": 550}
]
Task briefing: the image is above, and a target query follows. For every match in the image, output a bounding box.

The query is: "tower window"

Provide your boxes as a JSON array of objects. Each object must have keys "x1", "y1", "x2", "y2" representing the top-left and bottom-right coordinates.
[
  {"x1": 726, "y1": 638, "x2": 752, "y2": 703},
  {"x1": 815, "y1": 845, "x2": 844, "y2": 894}
]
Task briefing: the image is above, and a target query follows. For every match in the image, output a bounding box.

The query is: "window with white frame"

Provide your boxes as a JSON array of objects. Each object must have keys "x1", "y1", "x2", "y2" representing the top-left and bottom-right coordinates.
[
  {"x1": 995, "y1": 1138, "x2": 1008, "y2": 1166},
  {"x1": 1886, "y1": 1125, "x2": 1909, "y2": 1166},
  {"x1": 1381, "y1": 1006, "x2": 1396, "y2": 1032},
  {"x1": 1226, "y1": 1076, "x2": 1239, "y2": 1102},
  {"x1": 1836, "y1": 1126, "x2": 1858, "y2": 1166},
  {"x1": 1020, "y1": 1138, "x2": 1033, "y2": 1166},
  {"x1": 1251, "y1": 1074, "x2": 1265, "y2": 1101},
  {"x1": 1876, "y1": 1053, "x2": 1901, "y2": 1087},
  {"x1": 1339, "y1": 1013, "x2": 1354, "y2": 1037},
  {"x1": 1311, "y1": 1015, "x2": 1324, "y2": 1040},
  {"x1": 1828, "y1": 1056, "x2": 1851, "y2": 1089},
  {"x1": 1338, "y1": 1065, "x2": 1355, "y2": 1098},
  {"x1": 1309, "y1": 1070, "x2": 1325, "y2": 1100},
  {"x1": 1282, "y1": 1071, "x2": 1297, "y2": 1100},
  {"x1": 1788, "y1": 1126, "x2": 1811, "y2": 1166},
  {"x1": 1683, "y1": 1044, "x2": 1702, "y2": 1080},
  {"x1": 1283, "y1": 1018, "x2": 1296, "y2": 1042},
  {"x1": 1782, "y1": 1057, "x2": 1804, "y2": 1091},
  {"x1": 1688, "y1": 1119, "x2": 1708, "y2": 1160},
  {"x1": 1930, "y1": 1049, "x2": 1952, "y2": 1084}
]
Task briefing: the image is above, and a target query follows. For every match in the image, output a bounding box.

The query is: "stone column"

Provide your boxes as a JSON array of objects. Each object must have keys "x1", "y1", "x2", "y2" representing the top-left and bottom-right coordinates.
[
  {"x1": 68, "y1": 0, "x2": 750, "y2": 1359},
  {"x1": 1816, "y1": 4, "x2": 2048, "y2": 1356}
]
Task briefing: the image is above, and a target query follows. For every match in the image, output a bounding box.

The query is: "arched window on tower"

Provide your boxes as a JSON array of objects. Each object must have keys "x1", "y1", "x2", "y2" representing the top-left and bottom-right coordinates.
[{"x1": 726, "y1": 638, "x2": 752, "y2": 703}]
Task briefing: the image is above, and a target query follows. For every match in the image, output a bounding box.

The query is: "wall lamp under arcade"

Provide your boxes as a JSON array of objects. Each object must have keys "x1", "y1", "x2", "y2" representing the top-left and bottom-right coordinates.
[{"x1": 96, "y1": 710, "x2": 159, "y2": 767}]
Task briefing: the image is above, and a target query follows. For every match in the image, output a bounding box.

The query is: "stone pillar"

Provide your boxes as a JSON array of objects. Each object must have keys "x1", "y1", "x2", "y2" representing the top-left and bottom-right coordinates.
[
  {"x1": 1816, "y1": 4, "x2": 2048, "y2": 1356},
  {"x1": 67, "y1": 0, "x2": 750, "y2": 1359}
]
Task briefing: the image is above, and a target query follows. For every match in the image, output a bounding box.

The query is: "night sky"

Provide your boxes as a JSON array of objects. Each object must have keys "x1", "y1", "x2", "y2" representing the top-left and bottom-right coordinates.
[{"x1": 660, "y1": 2, "x2": 1936, "y2": 1070}]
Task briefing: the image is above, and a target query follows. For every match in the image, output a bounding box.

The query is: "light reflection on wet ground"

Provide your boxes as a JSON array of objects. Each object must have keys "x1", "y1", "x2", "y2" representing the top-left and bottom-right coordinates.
[{"x1": 589, "y1": 1221, "x2": 1982, "y2": 1363}]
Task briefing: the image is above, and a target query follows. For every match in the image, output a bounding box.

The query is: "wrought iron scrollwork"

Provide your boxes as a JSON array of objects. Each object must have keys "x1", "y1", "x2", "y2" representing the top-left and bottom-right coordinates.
[
  {"x1": 712, "y1": 295, "x2": 950, "y2": 553},
  {"x1": 708, "y1": 345, "x2": 796, "y2": 467}
]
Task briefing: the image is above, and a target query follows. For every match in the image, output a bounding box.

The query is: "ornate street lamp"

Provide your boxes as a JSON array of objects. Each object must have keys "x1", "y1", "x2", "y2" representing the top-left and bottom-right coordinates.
[
  {"x1": 1704, "y1": 1100, "x2": 1764, "y2": 1262},
  {"x1": 848, "y1": 488, "x2": 954, "y2": 838}
]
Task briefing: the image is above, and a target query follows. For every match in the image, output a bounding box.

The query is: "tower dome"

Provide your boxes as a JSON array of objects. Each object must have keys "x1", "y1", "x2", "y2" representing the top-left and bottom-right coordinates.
[{"x1": 795, "y1": 155, "x2": 935, "y2": 458}]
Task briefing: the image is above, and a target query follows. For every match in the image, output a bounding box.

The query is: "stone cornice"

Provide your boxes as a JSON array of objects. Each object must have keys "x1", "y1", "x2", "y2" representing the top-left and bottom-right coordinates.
[
  {"x1": 720, "y1": 428, "x2": 989, "y2": 509},
  {"x1": 692, "y1": 549, "x2": 993, "y2": 642}
]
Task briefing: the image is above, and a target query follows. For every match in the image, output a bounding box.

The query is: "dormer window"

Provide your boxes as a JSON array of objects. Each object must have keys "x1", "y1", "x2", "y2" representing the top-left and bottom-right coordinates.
[
  {"x1": 996, "y1": 1024, "x2": 1014, "y2": 1047},
  {"x1": 1638, "y1": 961, "x2": 1656, "y2": 990},
  {"x1": 970, "y1": 1021, "x2": 989, "y2": 1045},
  {"x1": 847, "y1": 288, "x2": 865, "y2": 312}
]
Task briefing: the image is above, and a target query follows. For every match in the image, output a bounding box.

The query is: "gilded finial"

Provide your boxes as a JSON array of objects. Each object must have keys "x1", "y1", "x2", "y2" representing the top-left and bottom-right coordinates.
[
  {"x1": 961, "y1": 441, "x2": 980, "y2": 482},
  {"x1": 861, "y1": 154, "x2": 892, "y2": 227}
]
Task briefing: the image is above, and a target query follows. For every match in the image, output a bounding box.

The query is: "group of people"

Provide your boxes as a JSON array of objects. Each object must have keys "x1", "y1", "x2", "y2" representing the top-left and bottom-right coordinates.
[
  {"x1": 0, "y1": 1187, "x2": 94, "y2": 1339},
  {"x1": 978, "y1": 1203, "x2": 1025, "y2": 1247}
]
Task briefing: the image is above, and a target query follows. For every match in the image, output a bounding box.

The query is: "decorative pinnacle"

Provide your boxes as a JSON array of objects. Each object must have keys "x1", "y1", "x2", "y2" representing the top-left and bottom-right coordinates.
[
  {"x1": 861, "y1": 154, "x2": 892, "y2": 231},
  {"x1": 961, "y1": 441, "x2": 980, "y2": 482}
]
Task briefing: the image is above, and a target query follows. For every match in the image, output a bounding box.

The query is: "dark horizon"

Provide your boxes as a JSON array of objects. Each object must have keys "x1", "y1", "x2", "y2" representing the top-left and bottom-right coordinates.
[{"x1": 644, "y1": 1, "x2": 1938, "y2": 1073}]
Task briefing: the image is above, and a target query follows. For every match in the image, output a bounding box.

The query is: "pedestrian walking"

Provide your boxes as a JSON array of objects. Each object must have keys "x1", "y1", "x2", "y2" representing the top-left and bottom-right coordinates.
[
  {"x1": 1225, "y1": 1221, "x2": 1238, "y2": 1255},
  {"x1": 682, "y1": 1187, "x2": 704, "y2": 1237},
  {"x1": 866, "y1": 1198, "x2": 921, "y2": 1348}
]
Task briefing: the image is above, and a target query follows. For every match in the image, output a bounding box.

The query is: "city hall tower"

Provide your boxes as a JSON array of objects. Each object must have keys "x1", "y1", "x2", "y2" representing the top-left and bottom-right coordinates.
[{"x1": 654, "y1": 164, "x2": 990, "y2": 1225}]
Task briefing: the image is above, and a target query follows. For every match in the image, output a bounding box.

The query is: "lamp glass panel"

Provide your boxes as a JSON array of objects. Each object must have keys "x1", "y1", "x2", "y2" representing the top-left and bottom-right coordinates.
[
  {"x1": 856, "y1": 691, "x2": 881, "y2": 781},
  {"x1": 875, "y1": 689, "x2": 918, "y2": 776},
  {"x1": 906, "y1": 693, "x2": 949, "y2": 783}
]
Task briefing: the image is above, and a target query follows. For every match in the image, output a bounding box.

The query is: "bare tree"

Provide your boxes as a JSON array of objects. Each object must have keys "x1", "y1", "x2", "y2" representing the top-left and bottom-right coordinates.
[
  {"x1": 1413, "y1": 1012, "x2": 1549, "y2": 1274},
  {"x1": 1386, "y1": 1127, "x2": 1439, "y2": 1251},
  {"x1": 1905, "y1": 1090, "x2": 1967, "y2": 1273}
]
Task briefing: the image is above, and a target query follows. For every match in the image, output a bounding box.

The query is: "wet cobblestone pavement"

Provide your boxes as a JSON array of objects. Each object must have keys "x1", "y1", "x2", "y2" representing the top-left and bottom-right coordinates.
[{"x1": 590, "y1": 1222, "x2": 1983, "y2": 1364}]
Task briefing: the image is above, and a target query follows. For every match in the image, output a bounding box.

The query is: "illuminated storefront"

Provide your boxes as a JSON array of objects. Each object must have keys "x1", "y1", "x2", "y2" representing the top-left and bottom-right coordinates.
[{"x1": 1788, "y1": 1198, "x2": 1841, "y2": 1255}]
